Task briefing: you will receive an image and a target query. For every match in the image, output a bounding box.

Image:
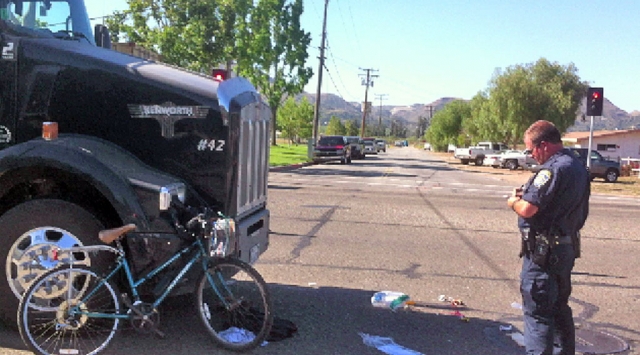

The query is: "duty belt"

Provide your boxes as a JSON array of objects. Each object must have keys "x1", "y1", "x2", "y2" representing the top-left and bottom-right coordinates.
[
  {"x1": 551, "y1": 235, "x2": 573, "y2": 245},
  {"x1": 520, "y1": 230, "x2": 572, "y2": 245}
]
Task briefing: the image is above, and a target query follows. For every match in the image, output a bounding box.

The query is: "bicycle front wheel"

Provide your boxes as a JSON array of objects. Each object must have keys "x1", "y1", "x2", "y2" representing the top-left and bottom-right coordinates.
[
  {"x1": 18, "y1": 266, "x2": 121, "y2": 355},
  {"x1": 195, "y1": 258, "x2": 273, "y2": 351}
]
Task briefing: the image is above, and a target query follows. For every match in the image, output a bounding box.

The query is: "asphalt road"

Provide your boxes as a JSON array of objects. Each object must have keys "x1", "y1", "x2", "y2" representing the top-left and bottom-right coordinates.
[{"x1": 2, "y1": 147, "x2": 638, "y2": 355}]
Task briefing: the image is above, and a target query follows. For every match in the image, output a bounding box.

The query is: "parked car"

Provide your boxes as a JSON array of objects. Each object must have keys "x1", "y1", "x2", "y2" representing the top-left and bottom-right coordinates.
[
  {"x1": 345, "y1": 136, "x2": 365, "y2": 159},
  {"x1": 483, "y1": 151, "x2": 507, "y2": 168},
  {"x1": 375, "y1": 139, "x2": 387, "y2": 153},
  {"x1": 500, "y1": 149, "x2": 537, "y2": 170},
  {"x1": 363, "y1": 140, "x2": 377, "y2": 155},
  {"x1": 454, "y1": 141, "x2": 509, "y2": 166},
  {"x1": 313, "y1": 135, "x2": 352, "y2": 164},
  {"x1": 567, "y1": 148, "x2": 620, "y2": 183}
]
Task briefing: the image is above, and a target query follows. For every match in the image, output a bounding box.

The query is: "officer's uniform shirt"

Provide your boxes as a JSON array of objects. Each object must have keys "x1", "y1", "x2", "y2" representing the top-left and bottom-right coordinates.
[{"x1": 518, "y1": 149, "x2": 590, "y2": 236}]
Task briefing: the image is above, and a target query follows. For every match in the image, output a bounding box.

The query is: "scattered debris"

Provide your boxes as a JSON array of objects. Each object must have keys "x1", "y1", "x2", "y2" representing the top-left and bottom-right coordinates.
[
  {"x1": 438, "y1": 294, "x2": 468, "y2": 321},
  {"x1": 371, "y1": 291, "x2": 412, "y2": 311},
  {"x1": 359, "y1": 332, "x2": 424, "y2": 355}
]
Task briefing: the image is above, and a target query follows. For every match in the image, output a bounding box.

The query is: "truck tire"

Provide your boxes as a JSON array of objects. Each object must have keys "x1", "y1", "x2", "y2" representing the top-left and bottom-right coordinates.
[
  {"x1": 461, "y1": 159, "x2": 469, "y2": 165},
  {"x1": 505, "y1": 159, "x2": 519, "y2": 170},
  {"x1": 604, "y1": 169, "x2": 619, "y2": 183},
  {"x1": 0, "y1": 199, "x2": 107, "y2": 327},
  {"x1": 475, "y1": 156, "x2": 484, "y2": 166}
]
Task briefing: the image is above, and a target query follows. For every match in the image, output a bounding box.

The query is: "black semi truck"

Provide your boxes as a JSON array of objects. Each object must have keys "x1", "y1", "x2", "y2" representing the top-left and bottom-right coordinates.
[{"x1": 0, "y1": 0, "x2": 271, "y2": 324}]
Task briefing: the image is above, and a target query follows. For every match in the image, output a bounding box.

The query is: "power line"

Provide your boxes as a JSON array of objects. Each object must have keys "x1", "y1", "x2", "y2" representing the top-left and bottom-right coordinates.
[
  {"x1": 334, "y1": 0, "x2": 363, "y2": 57},
  {"x1": 322, "y1": 63, "x2": 346, "y2": 100},
  {"x1": 325, "y1": 38, "x2": 358, "y2": 101}
]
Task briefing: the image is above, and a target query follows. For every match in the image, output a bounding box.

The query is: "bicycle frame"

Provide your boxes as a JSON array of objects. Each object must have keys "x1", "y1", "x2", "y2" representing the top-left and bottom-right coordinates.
[{"x1": 60, "y1": 236, "x2": 228, "y2": 321}]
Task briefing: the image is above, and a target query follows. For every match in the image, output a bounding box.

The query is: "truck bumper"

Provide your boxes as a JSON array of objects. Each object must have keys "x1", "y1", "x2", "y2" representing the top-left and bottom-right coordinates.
[{"x1": 236, "y1": 208, "x2": 270, "y2": 265}]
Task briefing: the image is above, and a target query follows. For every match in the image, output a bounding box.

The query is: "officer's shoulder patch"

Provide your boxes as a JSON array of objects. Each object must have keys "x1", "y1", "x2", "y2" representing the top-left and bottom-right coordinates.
[{"x1": 533, "y1": 169, "x2": 552, "y2": 188}]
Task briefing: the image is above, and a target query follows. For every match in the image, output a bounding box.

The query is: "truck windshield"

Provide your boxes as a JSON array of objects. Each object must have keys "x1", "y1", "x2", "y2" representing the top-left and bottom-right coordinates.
[{"x1": 1, "y1": 0, "x2": 94, "y2": 45}]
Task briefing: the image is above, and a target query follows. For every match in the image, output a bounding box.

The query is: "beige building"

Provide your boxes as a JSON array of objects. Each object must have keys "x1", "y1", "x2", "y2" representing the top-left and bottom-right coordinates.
[{"x1": 562, "y1": 129, "x2": 640, "y2": 161}]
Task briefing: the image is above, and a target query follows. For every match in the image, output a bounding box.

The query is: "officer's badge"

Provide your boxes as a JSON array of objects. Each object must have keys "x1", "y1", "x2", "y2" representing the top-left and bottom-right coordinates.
[{"x1": 533, "y1": 169, "x2": 552, "y2": 187}]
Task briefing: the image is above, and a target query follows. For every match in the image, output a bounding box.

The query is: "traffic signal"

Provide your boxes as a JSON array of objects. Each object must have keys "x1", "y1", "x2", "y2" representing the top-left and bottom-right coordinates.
[
  {"x1": 212, "y1": 69, "x2": 227, "y2": 82},
  {"x1": 586, "y1": 87, "x2": 604, "y2": 116}
]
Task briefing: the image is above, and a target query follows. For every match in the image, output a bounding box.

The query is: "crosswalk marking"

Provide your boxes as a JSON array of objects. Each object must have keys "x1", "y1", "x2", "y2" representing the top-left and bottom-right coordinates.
[{"x1": 270, "y1": 171, "x2": 640, "y2": 205}]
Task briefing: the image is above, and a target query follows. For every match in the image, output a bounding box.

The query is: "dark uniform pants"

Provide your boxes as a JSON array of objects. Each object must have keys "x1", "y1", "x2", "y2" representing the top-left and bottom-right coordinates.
[{"x1": 520, "y1": 244, "x2": 575, "y2": 355}]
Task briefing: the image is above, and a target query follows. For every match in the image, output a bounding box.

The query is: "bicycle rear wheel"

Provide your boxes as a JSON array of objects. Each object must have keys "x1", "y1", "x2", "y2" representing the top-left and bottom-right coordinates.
[
  {"x1": 195, "y1": 258, "x2": 273, "y2": 351},
  {"x1": 18, "y1": 266, "x2": 121, "y2": 355}
]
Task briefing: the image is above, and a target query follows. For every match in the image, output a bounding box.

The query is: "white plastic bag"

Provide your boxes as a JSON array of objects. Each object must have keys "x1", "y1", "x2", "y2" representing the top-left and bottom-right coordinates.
[{"x1": 359, "y1": 332, "x2": 424, "y2": 355}]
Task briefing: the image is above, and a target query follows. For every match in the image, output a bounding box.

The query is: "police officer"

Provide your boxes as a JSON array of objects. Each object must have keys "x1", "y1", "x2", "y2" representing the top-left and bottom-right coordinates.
[{"x1": 507, "y1": 120, "x2": 590, "y2": 355}]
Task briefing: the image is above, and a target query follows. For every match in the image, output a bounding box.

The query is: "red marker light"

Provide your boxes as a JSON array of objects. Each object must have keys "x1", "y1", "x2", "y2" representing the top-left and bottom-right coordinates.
[
  {"x1": 212, "y1": 69, "x2": 227, "y2": 82},
  {"x1": 592, "y1": 92, "x2": 599, "y2": 99}
]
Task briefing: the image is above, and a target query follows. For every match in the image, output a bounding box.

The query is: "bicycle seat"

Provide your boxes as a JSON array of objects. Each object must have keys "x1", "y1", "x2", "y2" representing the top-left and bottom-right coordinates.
[{"x1": 99, "y1": 224, "x2": 137, "y2": 244}]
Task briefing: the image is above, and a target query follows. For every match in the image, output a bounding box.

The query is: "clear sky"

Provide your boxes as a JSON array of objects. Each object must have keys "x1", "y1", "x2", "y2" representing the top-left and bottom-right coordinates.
[{"x1": 90, "y1": 0, "x2": 640, "y2": 112}]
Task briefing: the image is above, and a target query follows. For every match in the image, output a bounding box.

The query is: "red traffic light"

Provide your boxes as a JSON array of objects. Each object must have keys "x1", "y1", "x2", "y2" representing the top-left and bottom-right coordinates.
[
  {"x1": 212, "y1": 69, "x2": 227, "y2": 82},
  {"x1": 586, "y1": 87, "x2": 604, "y2": 116}
]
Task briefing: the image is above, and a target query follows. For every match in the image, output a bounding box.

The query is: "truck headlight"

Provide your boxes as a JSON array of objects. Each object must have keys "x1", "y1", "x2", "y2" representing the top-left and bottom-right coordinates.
[
  {"x1": 159, "y1": 183, "x2": 186, "y2": 211},
  {"x1": 208, "y1": 217, "x2": 236, "y2": 257}
]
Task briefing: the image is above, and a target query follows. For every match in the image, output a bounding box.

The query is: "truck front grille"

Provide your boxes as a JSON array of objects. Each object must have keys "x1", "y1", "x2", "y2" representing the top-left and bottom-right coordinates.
[{"x1": 237, "y1": 101, "x2": 270, "y2": 218}]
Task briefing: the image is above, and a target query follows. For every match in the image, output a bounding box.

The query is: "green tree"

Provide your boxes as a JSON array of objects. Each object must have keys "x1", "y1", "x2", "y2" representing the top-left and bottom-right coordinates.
[
  {"x1": 425, "y1": 100, "x2": 469, "y2": 151},
  {"x1": 325, "y1": 116, "x2": 346, "y2": 135},
  {"x1": 473, "y1": 58, "x2": 588, "y2": 146},
  {"x1": 344, "y1": 120, "x2": 359, "y2": 136},
  {"x1": 276, "y1": 96, "x2": 313, "y2": 144},
  {"x1": 105, "y1": 0, "x2": 313, "y2": 143},
  {"x1": 277, "y1": 97, "x2": 298, "y2": 144},
  {"x1": 297, "y1": 97, "x2": 314, "y2": 140},
  {"x1": 235, "y1": 0, "x2": 313, "y2": 146},
  {"x1": 105, "y1": 0, "x2": 246, "y2": 73}
]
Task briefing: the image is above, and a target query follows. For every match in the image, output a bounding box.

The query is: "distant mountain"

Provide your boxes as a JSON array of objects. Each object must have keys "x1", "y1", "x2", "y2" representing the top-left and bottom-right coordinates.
[
  {"x1": 298, "y1": 92, "x2": 640, "y2": 132},
  {"x1": 569, "y1": 97, "x2": 640, "y2": 131}
]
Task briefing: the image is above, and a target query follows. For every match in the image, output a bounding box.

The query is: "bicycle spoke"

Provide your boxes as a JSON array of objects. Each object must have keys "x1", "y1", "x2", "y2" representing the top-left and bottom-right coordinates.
[
  {"x1": 19, "y1": 267, "x2": 121, "y2": 355},
  {"x1": 195, "y1": 258, "x2": 273, "y2": 351}
]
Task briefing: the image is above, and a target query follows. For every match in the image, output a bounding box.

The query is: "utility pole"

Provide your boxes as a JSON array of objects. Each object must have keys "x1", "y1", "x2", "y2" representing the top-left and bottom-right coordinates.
[
  {"x1": 427, "y1": 105, "x2": 434, "y2": 120},
  {"x1": 375, "y1": 94, "x2": 388, "y2": 135},
  {"x1": 359, "y1": 68, "x2": 378, "y2": 137},
  {"x1": 312, "y1": 0, "x2": 329, "y2": 146}
]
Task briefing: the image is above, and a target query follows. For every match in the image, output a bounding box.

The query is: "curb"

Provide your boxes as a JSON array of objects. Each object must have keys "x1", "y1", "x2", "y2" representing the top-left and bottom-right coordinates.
[{"x1": 269, "y1": 162, "x2": 314, "y2": 172}]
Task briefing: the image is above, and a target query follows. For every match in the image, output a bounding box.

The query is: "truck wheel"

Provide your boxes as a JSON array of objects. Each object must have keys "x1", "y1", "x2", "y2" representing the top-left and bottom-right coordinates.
[
  {"x1": 461, "y1": 159, "x2": 469, "y2": 165},
  {"x1": 0, "y1": 199, "x2": 107, "y2": 327},
  {"x1": 604, "y1": 169, "x2": 619, "y2": 183},
  {"x1": 475, "y1": 157, "x2": 484, "y2": 166},
  {"x1": 505, "y1": 160, "x2": 519, "y2": 170}
]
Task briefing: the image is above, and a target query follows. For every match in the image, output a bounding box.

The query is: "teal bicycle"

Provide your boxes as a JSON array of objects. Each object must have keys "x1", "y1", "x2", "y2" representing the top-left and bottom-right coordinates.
[{"x1": 17, "y1": 207, "x2": 273, "y2": 355}]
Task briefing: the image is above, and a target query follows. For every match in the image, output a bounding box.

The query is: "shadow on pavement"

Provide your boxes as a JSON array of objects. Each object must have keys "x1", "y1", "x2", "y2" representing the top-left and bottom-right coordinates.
[{"x1": 0, "y1": 283, "x2": 523, "y2": 355}]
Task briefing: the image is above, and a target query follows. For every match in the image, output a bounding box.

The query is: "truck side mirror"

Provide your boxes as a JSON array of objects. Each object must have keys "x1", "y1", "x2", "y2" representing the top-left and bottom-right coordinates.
[{"x1": 94, "y1": 24, "x2": 111, "y2": 49}]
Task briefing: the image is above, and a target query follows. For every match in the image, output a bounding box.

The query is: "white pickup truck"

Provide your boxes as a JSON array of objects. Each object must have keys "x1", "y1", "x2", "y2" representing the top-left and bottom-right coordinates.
[{"x1": 454, "y1": 141, "x2": 509, "y2": 165}]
